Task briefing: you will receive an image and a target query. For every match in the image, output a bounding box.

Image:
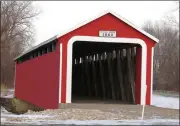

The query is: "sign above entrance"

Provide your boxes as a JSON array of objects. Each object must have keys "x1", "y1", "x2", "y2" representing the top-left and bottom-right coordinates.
[{"x1": 99, "y1": 31, "x2": 116, "y2": 37}]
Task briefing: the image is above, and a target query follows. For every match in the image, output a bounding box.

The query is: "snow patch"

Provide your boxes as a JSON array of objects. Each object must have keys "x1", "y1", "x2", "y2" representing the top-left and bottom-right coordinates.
[
  {"x1": 9, "y1": 89, "x2": 14, "y2": 92},
  {"x1": 1, "y1": 94, "x2": 14, "y2": 98},
  {"x1": 1, "y1": 119, "x2": 179, "y2": 125},
  {"x1": 2, "y1": 114, "x2": 51, "y2": 118},
  {"x1": 1, "y1": 89, "x2": 14, "y2": 98},
  {"x1": 152, "y1": 94, "x2": 179, "y2": 109},
  {"x1": 1, "y1": 107, "x2": 52, "y2": 119},
  {"x1": 1, "y1": 118, "x2": 6, "y2": 122}
]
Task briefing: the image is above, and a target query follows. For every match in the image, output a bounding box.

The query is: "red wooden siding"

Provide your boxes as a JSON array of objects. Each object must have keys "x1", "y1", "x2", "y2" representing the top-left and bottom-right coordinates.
[{"x1": 15, "y1": 49, "x2": 60, "y2": 109}]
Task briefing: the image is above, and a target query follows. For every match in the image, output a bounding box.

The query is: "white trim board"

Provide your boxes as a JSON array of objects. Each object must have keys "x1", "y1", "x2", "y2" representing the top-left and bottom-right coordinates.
[
  {"x1": 59, "y1": 43, "x2": 63, "y2": 103},
  {"x1": 150, "y1": 47, "x2": 154, "y2": 105},
  {"x1": 57, "y1": 10, "x2": 159, "y2": 43},
  {"x1": 14, "y1": 62, "x2": 16, "y2": 96},
  {"x1": 66, "y1": 36, "x2": 147, "y2": 105}
]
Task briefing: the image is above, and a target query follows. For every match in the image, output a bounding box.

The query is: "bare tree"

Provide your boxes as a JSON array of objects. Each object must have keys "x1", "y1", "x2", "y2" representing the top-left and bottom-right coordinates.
[
  {"x1": 1, "y1": 1, "x2": 40, "y2": 87},
  {"x1": 143, "y1": 20, "x2": 179, "y2": 92},
  {"x1": 164, "y1": 1, "x2": 179, "y2": 27},
  {"x1": 142, "y1": 1, "x2": 179, "y2": 92}
]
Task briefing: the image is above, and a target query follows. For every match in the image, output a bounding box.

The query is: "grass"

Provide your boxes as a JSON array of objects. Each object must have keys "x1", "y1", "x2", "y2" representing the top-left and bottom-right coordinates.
[
  {"x1": 10, "y1": 98, "x2": 44, "y2": 114},
  {"x1": 1, "y1": 84, "x2": 9, "y2": 96},
  {"x1": 1, "y1": 84, "x2": 8, "y2": 92},
  {"x1": 153, "y1": 90, "x2": 179, "y2": 98},
  {"x1": 1, "y1": 97, "x2": 44, "y2": 114}
]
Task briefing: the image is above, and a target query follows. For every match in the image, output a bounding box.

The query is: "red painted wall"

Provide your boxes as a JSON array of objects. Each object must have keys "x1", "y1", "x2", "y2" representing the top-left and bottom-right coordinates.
[
  {"x1": 146, "y1": 46, "x2": 153, "y2": 105},
  {"x1": 58, "y1": 13, "x2": 156, "y2": 104},
  {"x1": 15, "y1": 48, "x2": 60, "y2": 109}
]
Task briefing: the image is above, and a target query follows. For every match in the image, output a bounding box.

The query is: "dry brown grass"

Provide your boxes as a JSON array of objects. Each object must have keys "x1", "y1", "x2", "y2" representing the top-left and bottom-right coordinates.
[
  {"x1": 1, "y1": 97, "x2": 44, "y2": 114},
  {"x1": 1, "y1": 84, "x2": 8, "y2": 92},
  {"x1": 1, "y1": 84, "x2": 9, "y2": 97}
]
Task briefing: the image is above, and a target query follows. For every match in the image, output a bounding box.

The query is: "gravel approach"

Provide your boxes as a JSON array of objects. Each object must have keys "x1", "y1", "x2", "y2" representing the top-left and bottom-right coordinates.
[
  {"x1": 1, "y1": 89, "x2": 179, "y2": 125},
  {"x1": 1, "y1": 103, "x2": 179, "y2": 125}
]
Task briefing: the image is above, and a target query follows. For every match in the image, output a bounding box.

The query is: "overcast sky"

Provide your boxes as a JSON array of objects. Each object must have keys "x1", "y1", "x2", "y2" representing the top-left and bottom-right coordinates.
[{"x1": 32, "y1": 1, "x2": 179, "y2": 45}]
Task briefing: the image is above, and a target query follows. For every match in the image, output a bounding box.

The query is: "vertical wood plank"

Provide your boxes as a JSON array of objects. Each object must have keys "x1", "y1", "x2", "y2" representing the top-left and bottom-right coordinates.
[
  {"x1": 107, "y1": 52, "x2": 116, "y2": 100},
  {"x1": 127, "y1": 48, "x2": 135, "y2": 103},
  {"x1": 99, "y1": 53, "x2": 106, "y2": 100},
  {"x1": 85, "y1": 56, "x2": 91, "y2": 97},
  {"x1": 92, "y1": 55, "x2": 98, "y2": 97},
  {"x1": 117, "y1": 50, "x2": 126, "y2": 101}
]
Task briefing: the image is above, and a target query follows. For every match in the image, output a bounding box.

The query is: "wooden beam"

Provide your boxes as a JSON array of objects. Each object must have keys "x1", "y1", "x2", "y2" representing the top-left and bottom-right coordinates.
[
  {"x1": 127, "y1": 48, "x2": 135, "y2": 103},
  {"x1": 117, "y1": 50, "x2": 126, "y2": 101},
  {"x1": 107, "y1": 52, "x2": 116, "y2": 100}
]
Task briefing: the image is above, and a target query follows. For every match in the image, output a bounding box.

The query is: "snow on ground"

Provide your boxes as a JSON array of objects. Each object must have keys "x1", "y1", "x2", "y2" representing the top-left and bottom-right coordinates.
[
  {"x1": 1, "y1": 93, "x2": 14, "y2": 98},
  {"x1": 152, "y1": 94, "x2": 179, "y2": 109},
  {"x1": 1, "y1": 89, "x2": 14, "y2": 98},
  {"x1": 1, "y1": 106, "x2": 54, "y2": 125},
  {"x1": 2, "y1": 113, "x2": 51, "y2": 118},
  {"x1": 1, "y1": 118, "x2": 179, "y2": 125},
  {"x1": 1, "y1": 107, "x2": 52, "y2": 118}
]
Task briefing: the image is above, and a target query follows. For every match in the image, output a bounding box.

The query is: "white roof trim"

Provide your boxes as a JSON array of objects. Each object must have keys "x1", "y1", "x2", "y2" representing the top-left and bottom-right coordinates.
[
  {"x1": 14, "y1": 35, "x2": 58, "y2": 60},
  {"x1": 57, "y1": 9, "x2": 159, "y2": 43}
]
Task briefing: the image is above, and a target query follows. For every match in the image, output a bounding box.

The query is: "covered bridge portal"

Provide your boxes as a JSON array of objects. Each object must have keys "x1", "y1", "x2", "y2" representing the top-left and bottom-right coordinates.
[
  {"x1": 14, "y1": 11, "x2": 159, "y2": 109},
  {"x1": 71, "y1": 39, "x2": 140, "y2": 104}
]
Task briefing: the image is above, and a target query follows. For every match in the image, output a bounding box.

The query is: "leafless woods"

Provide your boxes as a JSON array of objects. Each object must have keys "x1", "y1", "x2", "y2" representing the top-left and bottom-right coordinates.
[
  {"x1": 143, "y1": 2, "x2": 179, "y2": 91},
  {"x1": 1, "y1": 1, "x2": 39, "y2": 87}
]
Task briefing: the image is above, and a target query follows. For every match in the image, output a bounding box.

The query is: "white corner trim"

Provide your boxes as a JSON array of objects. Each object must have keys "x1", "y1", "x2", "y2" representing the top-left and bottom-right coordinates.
[
  {"x1": 57, "y1": 10, "x2": 159, "y2": 43},
  {"x1": 59, "y1": 43, "x2": 63, "y2": 103},
  {"x1": 151, "y1": 47, "x2": 154, "y2": 105},
  {"x1": 66, "y1": 36, "x2": 147, "y2": 105},
  {"x1": 14, "y1": 63, "x2": 16, "y2": 95}
]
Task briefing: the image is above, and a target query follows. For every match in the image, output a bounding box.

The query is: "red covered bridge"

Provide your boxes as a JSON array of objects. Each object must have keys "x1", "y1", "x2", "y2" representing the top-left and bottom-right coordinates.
[{"x1": 14, "y1": 10, "x2": 159, "y2": 109}]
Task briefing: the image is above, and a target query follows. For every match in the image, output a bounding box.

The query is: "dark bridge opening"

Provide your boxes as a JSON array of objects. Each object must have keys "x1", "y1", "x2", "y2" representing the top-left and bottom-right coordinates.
[{"x1": 72, "y1": 41, "x2": 140, "y2": 104}]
